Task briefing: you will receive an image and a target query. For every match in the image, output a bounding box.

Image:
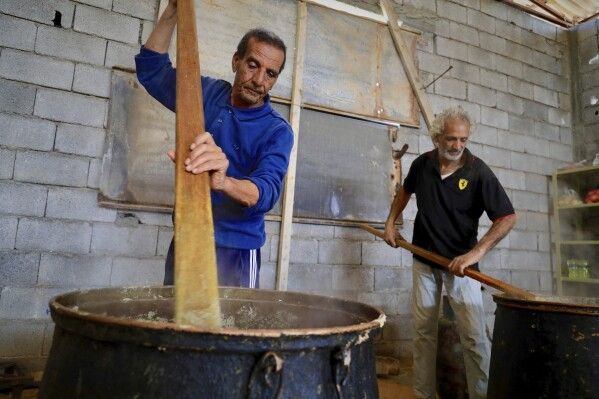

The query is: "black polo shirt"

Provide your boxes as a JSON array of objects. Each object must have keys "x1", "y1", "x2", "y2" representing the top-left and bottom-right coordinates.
[{"x1": 403, "y1": 148, "x2": 514, "y2": 270}]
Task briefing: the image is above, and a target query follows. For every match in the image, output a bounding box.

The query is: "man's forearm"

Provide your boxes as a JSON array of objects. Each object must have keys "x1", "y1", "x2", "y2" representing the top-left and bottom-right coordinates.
[
  {"x1": 144, "y1": 3, "x2": 177, "y2": 53},
  {"x1": 472, "y1": 214, "x2": 517, "y2": 257},
  {"x1": 386, "y1": 187, "x2": 410, "y2": 225},
  {"x1": 218, "y1": 177, "x2": 260, "y2": 207}
]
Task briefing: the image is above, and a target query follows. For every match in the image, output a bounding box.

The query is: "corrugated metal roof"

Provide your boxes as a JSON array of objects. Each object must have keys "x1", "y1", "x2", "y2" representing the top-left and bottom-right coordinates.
[{"x1": 501, "y1": 0, "x2": 599, "y2": 28}]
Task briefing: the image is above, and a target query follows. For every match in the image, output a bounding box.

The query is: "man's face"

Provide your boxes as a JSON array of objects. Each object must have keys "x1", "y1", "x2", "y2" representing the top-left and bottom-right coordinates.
[
  {"x1": 230, "y1": 38, "x2": 285, "y2": 108},
  {"x1": 437, "y1": 118, "x2": 470, "y2": 162}
]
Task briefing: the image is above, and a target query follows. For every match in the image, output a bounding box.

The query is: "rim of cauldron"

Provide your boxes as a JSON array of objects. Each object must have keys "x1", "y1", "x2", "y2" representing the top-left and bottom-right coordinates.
[
  {"x1": 49, "y1": 286, "x2": 387, "y2": 338},
  {"x1": 492, "y1": 292, "x2": 599, "y2": 316}
]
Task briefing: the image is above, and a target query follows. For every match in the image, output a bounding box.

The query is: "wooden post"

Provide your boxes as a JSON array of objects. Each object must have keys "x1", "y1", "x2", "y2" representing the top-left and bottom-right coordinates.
[
  {"x1": 276, "y1": 1, "x2": 308, "y2": 291},
  {"x1": 379, "y1": 0, "x2": 435, "y2": 130},
  {"x1": 174, "y1": 0, "x2": 221, "y2": 327}
]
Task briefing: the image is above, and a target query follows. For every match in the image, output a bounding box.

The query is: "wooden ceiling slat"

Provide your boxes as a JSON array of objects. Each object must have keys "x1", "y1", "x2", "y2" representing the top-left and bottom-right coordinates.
[{"x1": 501, "y1": 0, "x2": 572, "y2": 27}]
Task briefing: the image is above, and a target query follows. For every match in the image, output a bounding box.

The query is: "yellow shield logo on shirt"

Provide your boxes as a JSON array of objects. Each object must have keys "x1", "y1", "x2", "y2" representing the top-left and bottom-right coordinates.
[{"x1": 458, "y1": 178, "x2": 468, "y2": 190}]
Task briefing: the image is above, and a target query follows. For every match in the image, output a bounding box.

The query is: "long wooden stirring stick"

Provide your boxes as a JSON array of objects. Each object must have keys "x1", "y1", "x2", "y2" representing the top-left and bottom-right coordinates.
[
  {"x1": 174, "y1": 0, "x2": 221, "y2": 327},
  {"x1": 358, "y1": 224, "x2": 535, "y2": 300}
]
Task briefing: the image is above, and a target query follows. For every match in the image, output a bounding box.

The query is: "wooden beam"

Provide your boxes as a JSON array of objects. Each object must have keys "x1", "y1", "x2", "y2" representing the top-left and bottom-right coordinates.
[
  {"x1": 529, "y1": 0, "x2": 573, "y2": 23},
  {"x1": 174, "y1": 0, "x2": 221, "y2": 327},
  {"x1": 276, "y1": 1, "x2": 308, "y2": 291},
  {"x1": 500, "y1": 0, "x2": 572, "y2": 28},
  {"x1": 379, "y1": 0, "x2": 435, "y2": 130}
]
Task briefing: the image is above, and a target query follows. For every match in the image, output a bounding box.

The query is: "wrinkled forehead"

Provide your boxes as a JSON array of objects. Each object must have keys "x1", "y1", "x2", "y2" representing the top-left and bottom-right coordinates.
[
  {"x1": 442, "y1": 117, "x2": 471, "y2": 137},
  {"x1": 243, "y1": 38, "x2": 285, "y2": 69}
]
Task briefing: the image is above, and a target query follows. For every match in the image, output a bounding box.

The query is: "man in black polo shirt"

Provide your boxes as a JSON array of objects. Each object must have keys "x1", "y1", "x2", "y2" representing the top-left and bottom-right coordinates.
[{"x1": 383, "y1": 107, "x2": 516, "y2": 399}]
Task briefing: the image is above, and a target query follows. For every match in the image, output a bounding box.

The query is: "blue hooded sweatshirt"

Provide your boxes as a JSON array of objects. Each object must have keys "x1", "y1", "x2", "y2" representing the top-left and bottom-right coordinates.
[{"x1": 135, "y1": 47, "x2": 293, "y2": 249}]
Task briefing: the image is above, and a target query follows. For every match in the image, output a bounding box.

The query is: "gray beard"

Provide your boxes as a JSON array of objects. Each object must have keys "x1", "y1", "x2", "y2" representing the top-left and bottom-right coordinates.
[{"x1": 440, "y1": 148, "x2": 464, "y2": 161}]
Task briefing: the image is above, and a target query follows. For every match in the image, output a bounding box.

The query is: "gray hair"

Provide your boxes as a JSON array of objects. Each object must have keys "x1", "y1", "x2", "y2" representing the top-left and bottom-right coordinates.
[{"x1": 430, "y1": 107, "x2": 473, "y2": 144}]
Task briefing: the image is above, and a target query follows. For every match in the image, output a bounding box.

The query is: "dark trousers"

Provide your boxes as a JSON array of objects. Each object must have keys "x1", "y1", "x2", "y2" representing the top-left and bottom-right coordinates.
[{"x1": 164, "y1": 239, "x2": 261, "y2": 288}]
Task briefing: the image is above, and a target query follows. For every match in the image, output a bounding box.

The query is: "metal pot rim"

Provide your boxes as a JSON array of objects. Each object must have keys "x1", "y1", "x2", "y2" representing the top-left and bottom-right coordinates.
[
  {"x1": 492, "y1": 293, "x2": 599, "y2": 316},
  {"x1": 49, "y1": 286, "x2": 387, "y2": 339}
]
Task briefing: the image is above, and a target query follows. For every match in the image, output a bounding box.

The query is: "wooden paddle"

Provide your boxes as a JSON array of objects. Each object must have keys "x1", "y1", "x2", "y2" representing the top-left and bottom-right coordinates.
[
  {"x1": 174, "y1": 0, "x2": 221, "y2": 327},
  {"x1": 358, "y1": 223, "x2": 535, "y2": 300}
]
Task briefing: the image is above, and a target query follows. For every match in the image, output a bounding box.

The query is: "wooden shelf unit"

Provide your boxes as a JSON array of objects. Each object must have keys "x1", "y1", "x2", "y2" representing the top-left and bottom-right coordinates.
[{"x1": 552, "y1": 164, "x2": 599, "y2": 297}]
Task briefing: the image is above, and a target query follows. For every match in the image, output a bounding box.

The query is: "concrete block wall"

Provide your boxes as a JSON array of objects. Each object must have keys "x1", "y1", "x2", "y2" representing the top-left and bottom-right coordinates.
[
  {"x1": 0, "y1": 0, "x2": 573, "y2": 368},
  {"x1": 0, "y1": 0, "x2": 161, "y2": 371},
  {"x1": 572, "y1": 19, "x2": 599, "y2": 162}
]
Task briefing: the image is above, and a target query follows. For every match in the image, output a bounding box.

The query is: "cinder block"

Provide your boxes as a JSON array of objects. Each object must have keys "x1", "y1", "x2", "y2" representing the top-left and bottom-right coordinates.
[
  {"x1": 478, "y1": 32, "x2": 506, "y2": 56},
  {"x1": 0, "y1": 0, "x2": 74, "y2": 28},
  {"x1": 259, "y1": 261, "x2": 276, "y2": 289},
  {"x1": 88, "y1": 158, "x2": 102, "y2": 188},
  {"x1": 533, "y1": 85, "x2": 559, "y2": 108},
  {"x1": 509, "y1": 270, "x2": 540, "y2": 291},
  {"x1": 269, "y1": 235, "x2": 279, "y2": 262},
  {"x1": 16, "y1": 217, "x2": 92, "y2": 254},
  {"x1": 471, "y1": 125, "x2": 497, "y2": 146},
  {"x1": 450, "y1": 22, "x2": 479, "y2": 46},
  {"x1": 435, "y1": 77, "x2": 466, "y2": 100},
  {"x1": 522, "y1": 135, "x2": 550, "y2": 158},
  {"x1": 34, "y1": 89, "x2": 107, "y2": 128},
  {"x1": 522, "y1": 64, "x2": 552, "y2": 89},
  {"x1": 0, "y1": 181, "x2": 47, "y2": 217},
  {"x1": 362, "y1": 241, "x2": 402, "y2": 267},
  {"x1": 481, "y1": 106, "x2": 508, "y2": 130},
  {"x1": 289, "y1": 238, "x2": 319, "y2": 264},
  {"x1": 91, "y1": 223, "x2": 158, "y2": 256},
  {"x1": 559, "y1": 127, "x2": 572, "y2": 145},
  {"x1": 113, "y1": 0, "x2": 157, "y2": 20},
  {"x1": 493, "y1": 167, "x2": 525, "y2": 190},
  {"x1": 512, "y1": 190, "x2": 542, "y2": 212},
  {"x1": 0, "y1": 77, "x2": 35, "y2": 115},
  {"x1": 0, "y1": 216, "x2": 18, "y2": 249},
  {"x1": 334, "y1": 226, "x2": 374, "y2": 241},
  {"x1": 547, "y1": 107, "x2": 569, "y2": 128},
  {"x1": 356, "y1": 292, "x2": 401, "y2": 318},
  {"x1": 0, "y1": 49, "x2": 74, "y2": 90},
  {"x1": 105, "y1": 41, "x2": 138, "y2": 69},
  {"x1": 533, "y1": 121, "x2": 560, "y2": 142},
  {"x1": 110, "y1": 257, "x2": 164, "y2": 286},
  {"x1": 0, "y1": 251, "x2": 40, "y2": 286},
  {"x1": 436, "y1": 37, "x2": 468, "y2": 63},
  {"x1": 498, "y1": 130, "x2": 525, "y2": 155},
  {"x1": 522, "y1": 101, "x2": 549, "y2": 124},
  {"x1": 74, "y1": 5, "x2": 140, "y2": 44},
  {"x1": 449, "y1": 59, "x2": 480, "y2": 85},
  {"x1": 0, "y1": 287, "x2": 68, "y2": 319},
  {"x1": 287, "y1": 263, "x2": 333, "y2": 293},
  {"x1": 318, "y1": 240, "x2": 361, "y2": 265},
  {"x1": 549, "y1": 141, "x2": 572, "y2": 162},
  {"x1": 479, "y1": 248, "x2": 502, "y2": 270},
  {"x1": 55, "y1": 123, "x2": 106, "y2": 157},
  {"x1": 157, "y1": 227, "x2": 173, "y2": 256},
  {"x1": 418, "y1": 51, "x2": 450, "y2": 75},
  {"x1": 35, "y1": 25, "x2": 106, "y2": 65},
  {"x1": 332, "y1": 265, "x2": 374, "y2": 292},
  {"x1": 496, "y1": 92, "x2": 523, "y2": 115},
  {"x1": 0, "y1": 320, "x2": 45, "y2": 357},
  {"x1": 480, "y1": 0, "x2": 508, "y2": 20},
  {"x1": 0, "y1": 14, "x2": 36, "y2": 51},
  {"x1": 495, "y1": 56, "x2": 523, "y2": 80},
  {"x1": 0, "y1": 148, "x2": 15, "y2": 179},
  {"x1": 468, "y1": 83, "x2": 496, "y2": 107},
  {"x1": 508, "y1": 114, "x2": 533, "y2": 135},
  {"x1": 495, "y1": 19, "x2": 522, "y2": 43},
  {"x1": 538, "y1": 270, "x2": 553, "y2": 293},
  {"x1": 14, "y1": 151, "x2": 89, "y2": 187},
  {"x1": 292, "y1": 223, "x2": 334, "y2": 238},
  {"x1": 39, "y1": 253, "x2": 111, "y2": 287},
  {"x1": 480, "y1": 69, "x2": 507, "y2": 92},
  {"x1": 437, "y1": 1, "x2": 467, "y2": 24},
  {"x1": 525, "y1": 212, "x2": 549, "y2": 232},
  {"x1": 467, "y1": 9, "x2": 495, "y2": 34},
  {"x1": 374, "y1": 266, "x2": 411, "y2": 291},
  {"x1": 46, "y1": 187, "x2": 116, "y2": 222},
  {"x1": 76, "y1": 0, "x2": 112, "y2": 9},
  {"x1": 73, "y1": 64, "x2": 111, "y2": 98},
  {"x1": 265, "y1": 220, "x2": 280, "y2": 235},
  {"x1": 468, "y1": 46, "x2": 495, "y2": 69},
  {"x1": 509, "y1": 230, "x2": 538, "y2": 250},
  {"x1": 0, "y1": 113, "x2": 56, "y2": 151}
]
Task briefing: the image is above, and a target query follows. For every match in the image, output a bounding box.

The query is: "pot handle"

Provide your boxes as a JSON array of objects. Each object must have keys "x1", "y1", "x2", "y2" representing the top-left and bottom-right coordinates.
[
  {"x1": 333, "y1": 346, "x2": 352, "y2": 399},
  {"x1": 248, "y1": 351, "x2": 284, "y2": 399}
]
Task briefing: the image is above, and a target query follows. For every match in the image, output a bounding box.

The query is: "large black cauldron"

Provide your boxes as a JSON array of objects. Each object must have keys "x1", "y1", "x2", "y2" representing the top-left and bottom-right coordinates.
[
  {"x1": 39, "y1": 286, "x2": 385, "y2": 399},
  {"x1": 488, "y1": 294, "x2": 599, "y2": 399}
]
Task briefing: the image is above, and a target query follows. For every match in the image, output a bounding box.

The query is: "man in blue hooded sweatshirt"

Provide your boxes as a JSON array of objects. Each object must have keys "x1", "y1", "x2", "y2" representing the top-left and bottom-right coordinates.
[{"x1": 135, "y1": 0, "x2": 293, "y2": 288}]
